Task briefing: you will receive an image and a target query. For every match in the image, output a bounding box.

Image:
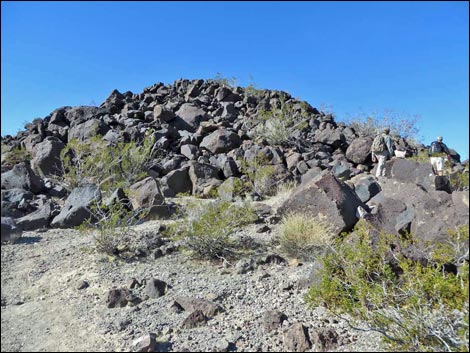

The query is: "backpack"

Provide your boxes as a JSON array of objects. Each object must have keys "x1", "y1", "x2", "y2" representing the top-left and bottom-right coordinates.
[
  {"x1": 371, "y1": 134, "x2": 386, "y2": 153},
  {"x1": 429, "y1": 141, "x2": 443, "y2": 155}
]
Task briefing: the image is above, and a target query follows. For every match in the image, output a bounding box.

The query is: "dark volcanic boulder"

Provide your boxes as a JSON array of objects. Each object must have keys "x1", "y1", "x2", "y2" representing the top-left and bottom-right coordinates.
[
  {"x1": 128, "y1": 177, "x2": 165, "y2": 210},
  {"x1": 173, "y1": 103, "x2": 208, "y2": 132},
  {"x1": 188, "y1": 162, "x2": 221, "y2": 195},
  {"x1": 30, "y1": 136, "x2": 65, "y2": 177},
  {"x1": 160, "y1": 167, "x2": 192, "y2": 197},
  {"x1": 367, "y1": 179, "x2": 468, "y2": 249},
  {"x1": 1, "y1": 162, "x2": 44, "y2": 194},
  {"x1": 51, "y1": 184, "x2": 101, "y2": 228},
  {"x1": 65, "y1": 106, "x2": 103, "y2": 126},
  {"x1": 68, "y1": 119, "x2": 110, "y2": 141},
  {"x1": 278, "y1": 171, "x2": 366, "y2": 235},
  {"x1": 199, "y1": 129, "x2": 242, "y2": 154},
  {"x1": 345, "y1": 137, "x2": 373, "y2": 164},
  {"x1": 389, "y1": 158, "x2": 435, "y2": 191},
  {"x1": 16, "y1": 201, "x2": 54, "y2": 231}
]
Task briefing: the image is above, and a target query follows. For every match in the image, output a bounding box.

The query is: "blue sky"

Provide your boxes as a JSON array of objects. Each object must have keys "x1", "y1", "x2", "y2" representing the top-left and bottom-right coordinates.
[{"x1": 2, "y1": 1, "x2": 469, "y2": 159}]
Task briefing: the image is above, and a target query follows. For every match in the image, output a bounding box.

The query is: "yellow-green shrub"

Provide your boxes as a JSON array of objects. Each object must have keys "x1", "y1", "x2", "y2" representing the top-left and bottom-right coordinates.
[
  {"x1": 169, "y1": 200, "x2": 257, "y2": 261},
  {"x1": 278, "y1": 213, "x2": 334, "y2": 261},
  {"x1": 307, "y1": 222, "x2": 469, "y2": 352}
]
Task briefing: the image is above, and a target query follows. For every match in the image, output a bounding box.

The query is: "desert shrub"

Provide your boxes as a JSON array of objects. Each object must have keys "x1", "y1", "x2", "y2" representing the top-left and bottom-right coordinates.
[
  {"x1": 238, "y1": 153, "x2": 276, "y2": 197},
  {"x1": 449, "y1": 165, "x2": 469, "y2": 192},
  {"x1": 278, "y1": 213, "x2": 334, "y2": 261},
  {"x1": 307, "y1": 222, "x2": 469, "y2": 352},
  {"x1": 169, "y1": 200, "x2": 258, "y2": 261},
  {"x1": 1, "y1": 143, "x2": 31, "y2": 168},
  {"x1": 60, "y1": 135, "x2": 158, "y2": 191},
  {"x1": 208, "y1": 72, "x2": 239, "y2": 88},
  {"x1": 254, "y1": 98, "x2": 310, "y2": 145},
  {"x1": 407, "y1": 149, "x2": 430, "y2": 164},
  {"x1": 342, "y1": 111, "x2": 420, "y2": 140},
  {"x1": 77, "y1": 201, "x2": 146, "y2": 258}
]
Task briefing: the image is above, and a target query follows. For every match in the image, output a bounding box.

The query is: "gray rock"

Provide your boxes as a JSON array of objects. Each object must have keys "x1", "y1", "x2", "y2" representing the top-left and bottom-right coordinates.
[
  {"x1": 200, "y1": 129, "x2": 242, "y2": 154},
  {"x1": 283, "y1": 323, "x2": 311, "y2": 352},
  {"x1": 181, "y1": 310, "x2": 207, "y2": 329},
  {"x1": 68, "y1": 119, "x2": 110, "y2": 141},
  {"x1": 279, "y1": 171, "x2": 365, "y2": 235},
  {"x1": 174, "y1": 297, "x2": 223, "y2": 317},
  {"x1": 16, "y1": 201, "x2": 54, "y2": 231},
  {"x1": 31, "y1": 137, "x2": 65, "y2": 177},
  {"x1": 262, "y1": 310, "x2": 287, "y2": 333},
  {"x1": 51, "y1": 184, "x2": 101, "y2": 228},
  {"x1": 345, "y1": 137, "x2": 373, "y2": 164},
  {"x1": 160, "y1": 167, "x2": 192, "y2": 197},
  {"x1": 145, "y1": 278, "x2": 168, "y2": 298},
  {"x1": 173, "y1": 103, "x2": 208, "y2": 132},
  {"x1": 153, "y1": 105, "x2": 175, "y2": 122},
  {"x1": 1, "y1": 162, "x2": 44, "y2": 194},
  {"x1": 132, "y1": 333, "x2": 158, "y2": 352},
  {"x1": 128, "y1": 177, "x2": 165, "y2": 210}
]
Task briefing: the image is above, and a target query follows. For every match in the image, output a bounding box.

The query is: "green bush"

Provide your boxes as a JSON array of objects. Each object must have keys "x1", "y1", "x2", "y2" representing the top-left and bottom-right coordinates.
[
  {"x1": 168, "y1": 200, "x2": 257, "y2": 261},
  {"x1": 1, "y1": 143, "x2": 31, "y2": 168},
  {"x1": 77, "y1": 201, "x2": 145, "y2": 258},
  {"x1": 307, "y1": 222, "x2": 469, "y2": 352},
  {"x1": 60, "y1": 135, "x2": 158, "y2": 191},
  {"x1": 278, "y1": 213, "x2": 334, "y2": 261},
  {"x1": 254, "y1": 98, "x2": 310, "y2": 145},
  {"x1": 238, "y1": 153, "x2": 276, "y2": 197},
  {"x1": 342, "y1": 111, "x2": 420, "y2": 140}
]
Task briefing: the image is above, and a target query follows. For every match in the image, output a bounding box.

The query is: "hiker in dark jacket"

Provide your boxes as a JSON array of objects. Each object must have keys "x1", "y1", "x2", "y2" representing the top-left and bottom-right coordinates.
[
  {"x1": 371, "y1": 127, "x2": 395, "y2": 178},
  {"x1": 428, "y1": 136, "x2": 451, "y2": 176}
]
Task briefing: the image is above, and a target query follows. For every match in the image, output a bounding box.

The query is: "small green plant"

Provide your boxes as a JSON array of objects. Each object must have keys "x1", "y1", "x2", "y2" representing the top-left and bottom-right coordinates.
[
  {"x1": 307, "y1": 222, "x2": 469, "y2": 352},
  {"x1": 278, "y1": 213, "x2": 334, "y2": 261},
  {"x1": 168, "y1": 200, "x2": 257, "y2": 261},
  {"x1": 254, "y1": 97, "x2": 310, "y2": 145},
  {"x1": 60, "y1": 135, "x2": 159, "y2": 191},
  {"x1": 238, "y1": 153, "x2": 276, "y2": 197},
  {"x1": 1, "y1": 143, "x2": 32, "y2": 168},
  {"x1": 77, "y1": 201, "x2": 145, "y2": 258},
  {"x1": 210, "y1": 73, "x2": 239, "y2": 88}
]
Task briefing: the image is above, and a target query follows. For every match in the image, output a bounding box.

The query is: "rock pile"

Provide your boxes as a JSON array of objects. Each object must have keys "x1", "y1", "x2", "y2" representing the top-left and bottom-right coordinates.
[{"x1": 1, "y1": 78, "x2": 467, "y2": 240}]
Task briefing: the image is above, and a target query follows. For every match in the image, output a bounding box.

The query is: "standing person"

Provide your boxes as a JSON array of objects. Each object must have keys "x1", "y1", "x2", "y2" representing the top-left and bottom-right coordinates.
[
  {"x1": 371, "y1": 127, "x2": 395, "y2": 178},
  {"x1": 428, "y1": 136, "x2": 451, "y2": 176}
]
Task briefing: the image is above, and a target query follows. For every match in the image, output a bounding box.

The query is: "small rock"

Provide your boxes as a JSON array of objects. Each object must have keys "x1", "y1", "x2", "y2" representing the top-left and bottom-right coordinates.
[
  {"x1": 132, "y1": 333, "x2": 157, "y2": 352},
  {"x1": 76, "y1": 280, "x2": 89, "y2": 290},
  {"x1": 181, "y1": 310, "x2": 207, "y2": 329}
]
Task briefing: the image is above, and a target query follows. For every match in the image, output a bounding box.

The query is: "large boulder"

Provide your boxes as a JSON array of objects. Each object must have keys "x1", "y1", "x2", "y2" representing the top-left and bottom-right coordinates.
[
  {"x1": 345, "y1": 137, "x2": 373, "y2": 164},
  {"x1": 68, "y1": 119, "x2": 110, "y2": 141},
  {"x1": 188, "y1": 162, "x2": 221, "y2": 195},
  {"x1": 367, "y1": 179, "x2": 468, "y2": 248},
  {"x1": 65, "y1": 106, "x2": 103, "y2": 126},
  {"x1": 1, "y1": 162, "x2": 44, "y2": 194},
  {"x1": 16, "y1": 201, "x2": 55, "y2": 231},
  {"x1": 128, "y1": 177, "x2": 165, "y2": 210},
  {"x1": 199, "y1": 129, "x2": 242, "y2": 154},
  {"x1": 278, "y1": 171, "x2": 366, "y2": 235},
  {"x1": 389, "y1": 158, "x2": 435, "y2": 191},
  {"x1": 30, "y1": 136, "x2": 65, "y2": 177},
  {"x1": 314, "y1": 129, "x2": 345, "y2": 149},
  {"x1": 173, "y1": 103, "x2": 208, "y2": 132},
  {"x1": 51, "y1": 184, "x2": 101, "y2": 228},
  {"x1": 160, "y1": 167, "x2": 192, "y2": 197}
]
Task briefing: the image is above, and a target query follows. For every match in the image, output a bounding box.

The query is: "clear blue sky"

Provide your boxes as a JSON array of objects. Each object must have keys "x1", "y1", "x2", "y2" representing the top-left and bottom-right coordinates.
[{"x1": 2, "y1": 1, "x2": 469, "y2": 159}]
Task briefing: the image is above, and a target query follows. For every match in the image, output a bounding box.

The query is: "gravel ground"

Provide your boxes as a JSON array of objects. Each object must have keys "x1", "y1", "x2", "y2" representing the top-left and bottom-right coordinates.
[{"x1": 1, "y1": 217, "x2": 387, "y2": 352}]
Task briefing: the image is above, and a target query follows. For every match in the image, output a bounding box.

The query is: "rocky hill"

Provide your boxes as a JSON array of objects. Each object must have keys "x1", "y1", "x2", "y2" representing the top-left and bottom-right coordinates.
[{"x1": 1, "y1": 78, "x2": 469, "y2": 352}]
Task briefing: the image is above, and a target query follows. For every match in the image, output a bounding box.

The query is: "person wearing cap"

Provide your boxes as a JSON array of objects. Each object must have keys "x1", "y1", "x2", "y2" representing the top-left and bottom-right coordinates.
[
  {"x1": 428, "y1": 136, "x2": 451, "y2": 176},
  {"x1": 371, "y1": 127, "x2": 395, "y2": 178}
]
